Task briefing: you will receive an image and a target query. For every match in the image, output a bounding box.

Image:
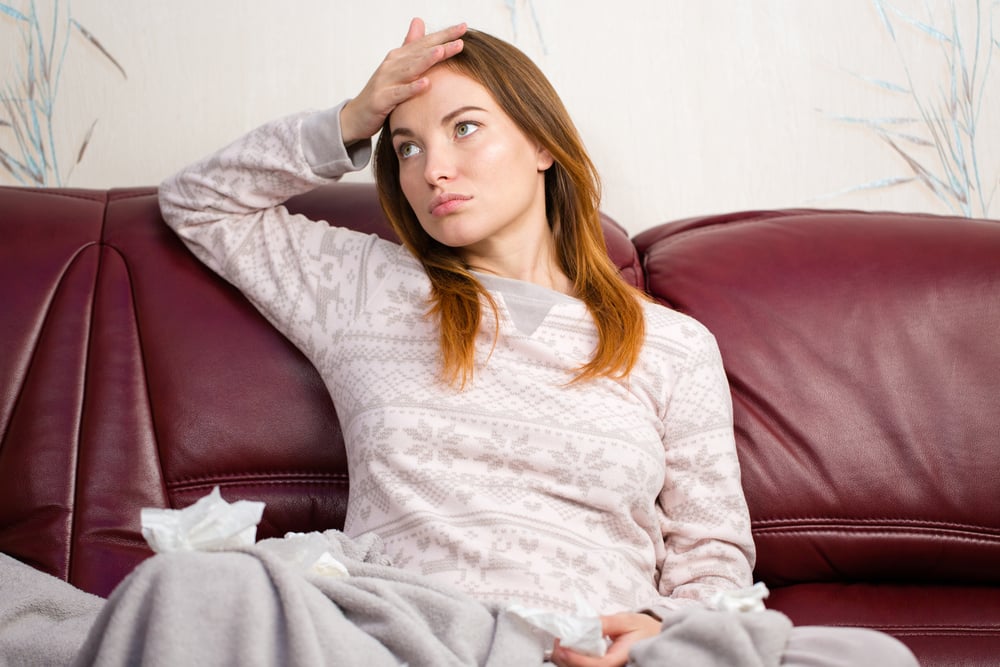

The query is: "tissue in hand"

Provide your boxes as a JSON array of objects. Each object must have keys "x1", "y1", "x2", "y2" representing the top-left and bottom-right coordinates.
[
  {"x1": 507, "y1": 595, "x2": 609, "y2": 657},
  {"x1": 140, "y1": 486, "x2": 265, "y2": 553}
]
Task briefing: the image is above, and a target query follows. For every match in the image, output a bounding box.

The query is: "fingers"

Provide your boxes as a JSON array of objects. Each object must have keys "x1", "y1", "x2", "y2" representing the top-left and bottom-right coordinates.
[
  {"x1": 381, "y1": 77, "x2": 431, "y2": 110},
  {"x1": 603, "y1": 612, "x2": 662, "y2": 637},
  {"x1": 409, "y1": 24, "x2": 466, "y2": 74},
  {"x1": 551, "y1": 642, "x2": 630, "y2": 667},
  {"x1": 414, "y1": 19, "x2": 468, "y2": 49},
  {"x1": 550, "y1": 614, "x2": 662, "y2": 667},
  {"x1": 403, "y1": 17, "x2": 467, "y2": 50},
  {"x1": 341, "y1": 19, "x2": 466, "y2": 145},
  {"x1": 388, "y1": 20, "x2": 466, "y2": 88},
  {"x1": 598, "y1": 614, "x2": 642, "y2": 637},
  {"x1": 403, "y1": 17, "x2": 425, "y2": 45},
  {"x1": 376, "y1": 21, "x2": 465, "y2": 106},
  {"x1": 425, "y1": 23, "x2": 469, "y2": 44}
]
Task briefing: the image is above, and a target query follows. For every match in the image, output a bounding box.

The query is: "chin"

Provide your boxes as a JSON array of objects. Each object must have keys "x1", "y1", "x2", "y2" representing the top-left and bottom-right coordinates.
[
  {"x1": 434, "y1": 236, "x2": 479, "y2": 251},
  {"x1": 423, "y1": 225, "x2": 487, "y2": 251}
]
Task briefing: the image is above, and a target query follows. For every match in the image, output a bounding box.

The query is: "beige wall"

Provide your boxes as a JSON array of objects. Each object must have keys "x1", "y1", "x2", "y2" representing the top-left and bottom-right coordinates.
[{"x1": 2, "y1": 0, "x2": 997, "y2": 233}]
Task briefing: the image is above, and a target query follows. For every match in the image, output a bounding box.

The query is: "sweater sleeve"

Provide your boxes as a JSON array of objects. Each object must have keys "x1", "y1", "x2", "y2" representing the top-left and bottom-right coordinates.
[
  {"x1": 158, "y1": 102, "x2": 393, "y2": 356},
  {"x1": 647, "y1": 326, "x2": 756, "y2": 615}
]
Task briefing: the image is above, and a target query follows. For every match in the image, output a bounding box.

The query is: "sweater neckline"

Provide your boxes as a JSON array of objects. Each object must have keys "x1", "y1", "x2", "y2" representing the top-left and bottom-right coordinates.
[{"x1": 473, "y1": 272, "x2": 583, "y2": 336}]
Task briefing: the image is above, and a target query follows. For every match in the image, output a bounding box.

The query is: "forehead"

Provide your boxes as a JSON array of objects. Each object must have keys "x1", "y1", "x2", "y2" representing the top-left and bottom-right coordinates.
[{"x1": 388, "y1": 66, "x2": 498, "y2": 131}]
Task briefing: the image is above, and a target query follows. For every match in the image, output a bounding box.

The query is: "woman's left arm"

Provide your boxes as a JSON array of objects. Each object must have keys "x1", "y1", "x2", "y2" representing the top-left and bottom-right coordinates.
[
  {"x1": 652, "y1": 323, "x2": 756, "y2": 606},
  {"x1": 553, "y1": 324, "x2": 755, "y2": 667}
]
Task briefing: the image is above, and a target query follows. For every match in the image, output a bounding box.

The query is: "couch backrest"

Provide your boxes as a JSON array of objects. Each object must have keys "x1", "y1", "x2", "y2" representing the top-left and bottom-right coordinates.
[
  {"x1": 0, "y1": 183, "x2": 642, "y2": 597},
  {"x1": 635, "y1": 209, "x2": 1000, "y2": 587}
]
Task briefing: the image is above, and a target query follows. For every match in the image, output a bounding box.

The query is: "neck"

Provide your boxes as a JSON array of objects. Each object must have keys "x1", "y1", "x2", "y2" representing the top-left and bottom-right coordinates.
[
  {"x1": 471, "y1": 263, "x2": 575, "y2": 295},
  {"x1": 462, "y1": 234, "x2": 574, "y2": 296}
]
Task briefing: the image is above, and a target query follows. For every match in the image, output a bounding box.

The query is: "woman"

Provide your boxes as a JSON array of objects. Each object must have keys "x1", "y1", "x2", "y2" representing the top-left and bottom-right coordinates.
[{"x1": 155, "y1": 18, "x2": 916, "y2": 667}]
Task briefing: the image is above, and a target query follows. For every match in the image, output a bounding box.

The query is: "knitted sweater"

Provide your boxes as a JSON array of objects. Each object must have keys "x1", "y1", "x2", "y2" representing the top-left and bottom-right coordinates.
[{"x1": 158, "y1": 103, "x2": 755, "y2": 616}]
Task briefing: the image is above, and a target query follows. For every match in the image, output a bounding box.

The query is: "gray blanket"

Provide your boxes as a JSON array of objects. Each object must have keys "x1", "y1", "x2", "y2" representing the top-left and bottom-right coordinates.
[
  {"x1": 0, "y1": 553, "x2": 105, "y2": 665},
  {"x1": 0, "y1": 531, "x2": 791, "y2": 666}
]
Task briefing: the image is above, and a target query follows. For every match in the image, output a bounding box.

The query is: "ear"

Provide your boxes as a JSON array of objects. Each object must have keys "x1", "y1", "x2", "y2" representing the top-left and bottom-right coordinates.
[{"x1": 536, "y1": 146, "x2": 554, "y2": 172}]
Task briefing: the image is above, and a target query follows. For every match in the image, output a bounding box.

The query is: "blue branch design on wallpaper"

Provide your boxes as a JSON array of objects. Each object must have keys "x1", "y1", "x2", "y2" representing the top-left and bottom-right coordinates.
[
  {"x1": 832, "y1": 0, "x2": 998, "y2": 218},
  {"x1": 0, "y1": 0, "x2": 126, "y2": 186},
  {"x1": 505, "y1": 0, "x2": 548, "y2": 54}
]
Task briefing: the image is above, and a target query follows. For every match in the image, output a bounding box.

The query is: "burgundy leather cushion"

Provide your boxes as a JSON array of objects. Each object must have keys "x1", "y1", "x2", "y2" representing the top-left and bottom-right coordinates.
[
  {"x1": 635, "y1": 209, "x2": 1000, "y2": 661},
  {"x1": 0, "y1": 188, "x2": 107, "y2": 591},
  {"x1": 0, "y1": 186, "x2": 350, "y2": 596}
]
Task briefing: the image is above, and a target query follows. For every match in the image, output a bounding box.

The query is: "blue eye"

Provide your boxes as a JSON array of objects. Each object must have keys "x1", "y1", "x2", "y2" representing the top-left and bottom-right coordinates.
[{"x1": 455, "y1": 122, "x2": 479, "y2": 138}]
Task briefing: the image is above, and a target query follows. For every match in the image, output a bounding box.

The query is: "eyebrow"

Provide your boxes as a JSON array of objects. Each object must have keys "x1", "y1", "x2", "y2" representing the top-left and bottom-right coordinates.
[{"x1": 390, "y1": 105, "x2": 488, "y2": 140}]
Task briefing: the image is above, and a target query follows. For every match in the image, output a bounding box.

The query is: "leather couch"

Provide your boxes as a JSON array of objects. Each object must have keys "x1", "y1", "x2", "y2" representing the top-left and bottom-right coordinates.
[{"x1": 3, "y1": 183, "x2": 998, "y2": 665}]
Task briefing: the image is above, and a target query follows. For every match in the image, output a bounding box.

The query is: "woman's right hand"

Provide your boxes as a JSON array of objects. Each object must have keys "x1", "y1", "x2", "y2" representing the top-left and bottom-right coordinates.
[{"x1": 339, "y1": 18, "x2": 466, "y2": 146}]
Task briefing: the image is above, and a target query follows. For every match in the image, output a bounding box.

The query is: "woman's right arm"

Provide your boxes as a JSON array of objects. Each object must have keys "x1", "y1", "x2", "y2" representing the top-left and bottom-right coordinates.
[
  {"x1": 158, "y1": 19, "x2": 466, "y2": 352},
  {"x1": 160, "y1": 16, "x2": 467, "y2": 277},
  {"x1": 158, "y1": 103, "x2": 367, "y2": 276},
  {"x1": 158, "y1": 105, "x2": 376, "y2": 353}
]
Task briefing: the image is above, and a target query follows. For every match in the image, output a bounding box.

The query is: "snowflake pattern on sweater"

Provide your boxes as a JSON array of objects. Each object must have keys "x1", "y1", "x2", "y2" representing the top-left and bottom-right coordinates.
[{"x1": 158, "y1": 104, "x2": 754, "y2": 616}]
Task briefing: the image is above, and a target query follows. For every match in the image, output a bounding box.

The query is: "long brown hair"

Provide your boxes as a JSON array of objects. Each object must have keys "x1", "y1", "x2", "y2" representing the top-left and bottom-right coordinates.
[{"x1": 373, "y1": 28, "x2": 645, "y2": 388}]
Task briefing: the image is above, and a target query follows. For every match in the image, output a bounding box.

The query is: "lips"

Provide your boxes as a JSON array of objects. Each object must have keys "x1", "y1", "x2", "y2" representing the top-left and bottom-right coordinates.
[{"x1": 428, "y1": 193, "x2": 472, "y2": 216}]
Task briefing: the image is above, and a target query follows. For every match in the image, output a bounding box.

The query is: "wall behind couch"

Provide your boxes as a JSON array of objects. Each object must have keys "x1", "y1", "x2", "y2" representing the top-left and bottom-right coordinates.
[{"x1": 1, "y1": 0, "x2": 997, "y2": 234}]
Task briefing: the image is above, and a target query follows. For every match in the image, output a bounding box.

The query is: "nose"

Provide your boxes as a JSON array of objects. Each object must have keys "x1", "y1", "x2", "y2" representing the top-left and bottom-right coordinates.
[{"x1": 422, "y1": 143, "x2": 457, "y2": 185}]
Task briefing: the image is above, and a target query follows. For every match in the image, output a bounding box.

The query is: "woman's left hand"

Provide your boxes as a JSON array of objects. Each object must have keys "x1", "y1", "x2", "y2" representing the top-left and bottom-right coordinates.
[{"x1": 550, "y1": 612, "x2": 662, "y2": 667}]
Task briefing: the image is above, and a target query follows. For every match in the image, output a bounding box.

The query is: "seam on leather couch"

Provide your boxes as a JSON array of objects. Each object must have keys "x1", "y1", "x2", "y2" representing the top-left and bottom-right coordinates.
[
  {"x1": 754, "y1": 517, "x2": 1000, "y2": 531},
  {"x1": 68, "y1": 195, "x2": 114, "y2": 584},
  {"x1": 168, "y1": 473, "x2": 350, "y2": 491}
]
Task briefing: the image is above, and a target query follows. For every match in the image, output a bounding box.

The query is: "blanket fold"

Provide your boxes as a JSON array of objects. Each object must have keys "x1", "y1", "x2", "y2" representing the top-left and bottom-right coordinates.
[
  {"x1": 630, "y1": 606, "x2": 793, "y2": 667},
  {"x1": 0, "y1": 531, "x2": 793, "y2": 666},
  {"x1": 73, "y1": 532, "x2": 548, "y2": 667}
]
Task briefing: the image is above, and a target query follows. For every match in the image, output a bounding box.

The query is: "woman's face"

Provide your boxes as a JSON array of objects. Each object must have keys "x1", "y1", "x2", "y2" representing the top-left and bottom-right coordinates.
[{"x1": 388, "y1": 66, "x2": 553, "y2": 264}]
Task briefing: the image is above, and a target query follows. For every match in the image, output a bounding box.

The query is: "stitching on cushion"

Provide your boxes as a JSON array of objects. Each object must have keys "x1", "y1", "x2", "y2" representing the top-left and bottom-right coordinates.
[
  {"x1": 753, "y1": 517, "x2": 1000, "y2": 533},
  {"x1": 645, "y1": 208, "x2": 964, "y2": 254},
  {"x1": 3, "y1": 187, "x2": 107, "y2": 204},
  {"x1": 169, "y1": 474, "x2": 349, "y2": 492},
  {"x1": 753, "y1": 527, "x2": 1000, "y2": 545},
  {"x1": 107, "y1": 189, "x2": 157, "y2": 202},
  {"x1": 828, "y1": 623, "x2": 1000, "y2": 636}
]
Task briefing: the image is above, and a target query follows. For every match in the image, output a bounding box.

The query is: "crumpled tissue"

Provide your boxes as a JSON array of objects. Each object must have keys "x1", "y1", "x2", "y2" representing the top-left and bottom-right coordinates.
[
  {"x1": 711, "y1": 581, "x2": 770, "y2": 613},
  {"x1": 256, "y1": 531, "x2": 350, "y2": 579},
  {"x1": 507, "y1": 596, "x2": 609, "y2": 658},
  {"x1": 140, "y1": 486, "x2": 265, "y2": 553}
]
